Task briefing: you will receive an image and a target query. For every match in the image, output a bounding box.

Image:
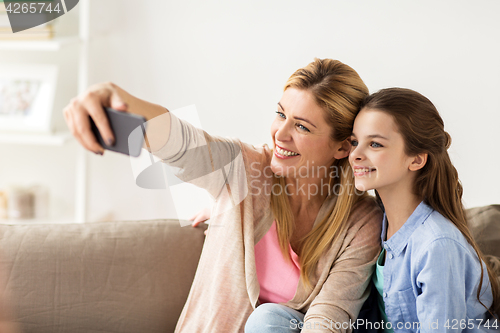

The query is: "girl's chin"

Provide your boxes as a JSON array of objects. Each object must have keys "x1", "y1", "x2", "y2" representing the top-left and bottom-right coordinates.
[{"x1": 354, "y1": 182, "x2": 371, "y2": 192}]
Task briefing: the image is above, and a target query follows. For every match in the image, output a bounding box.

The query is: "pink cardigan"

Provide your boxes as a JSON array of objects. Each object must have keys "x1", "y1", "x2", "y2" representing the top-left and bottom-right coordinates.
[{"x1": 153, "y1": 112, "x2": 383, "y2": 333}]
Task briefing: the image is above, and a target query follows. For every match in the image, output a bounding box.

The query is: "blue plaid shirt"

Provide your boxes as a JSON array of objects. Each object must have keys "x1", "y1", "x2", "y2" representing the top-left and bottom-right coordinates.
[{"x1": 380, "y1": 201, "x2": 496, "y2": 332}]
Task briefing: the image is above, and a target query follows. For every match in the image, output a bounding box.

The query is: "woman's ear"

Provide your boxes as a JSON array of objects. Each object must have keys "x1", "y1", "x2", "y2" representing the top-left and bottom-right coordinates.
[
  {"x1": 332, "y1": 138, "x2": 351, "y2": 160},
  {"x1": 409, "y1": 153, "x2": 428, "y2": 171}
]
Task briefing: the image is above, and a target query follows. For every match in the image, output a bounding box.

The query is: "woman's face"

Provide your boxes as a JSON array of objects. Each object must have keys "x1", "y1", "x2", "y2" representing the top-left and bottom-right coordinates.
[
  {"x1": 270, "y1": 88, "x2": 347, "y2": 180},
  {"x1": 349, "y1": 108, "x2": 415, "y2": 193}
]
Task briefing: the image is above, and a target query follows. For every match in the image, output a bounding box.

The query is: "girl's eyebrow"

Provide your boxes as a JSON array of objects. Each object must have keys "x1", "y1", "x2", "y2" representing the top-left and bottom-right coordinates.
[
  {"x1": 277, "y1": 102, "x2": 317, "y2": 129},
  {"x1": 367, "y1": 134, "x2": 389, "y2": 140},
  {"x1": 351, "y1": 132, "x2": 389, "y2": 140}
]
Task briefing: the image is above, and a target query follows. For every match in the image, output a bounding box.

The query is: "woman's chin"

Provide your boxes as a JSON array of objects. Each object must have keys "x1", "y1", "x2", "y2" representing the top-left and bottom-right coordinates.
[{"x1": 270, "y1": 161, "x2": 288, "y2": 178}]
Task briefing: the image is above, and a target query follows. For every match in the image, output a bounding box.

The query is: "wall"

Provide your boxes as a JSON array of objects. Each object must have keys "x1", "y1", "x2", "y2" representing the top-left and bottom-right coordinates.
[{"x1": 17, "y1": 0, "x2": 499, "y2": 222}]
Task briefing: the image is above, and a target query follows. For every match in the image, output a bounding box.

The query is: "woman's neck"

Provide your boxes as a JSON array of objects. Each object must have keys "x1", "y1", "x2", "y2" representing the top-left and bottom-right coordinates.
[
  {"x1": 378, "y1": 187, "x2": 422, "y2": 240},
  {"x1": 286, "y1": 175, "x2": 330, "y2": 220}
]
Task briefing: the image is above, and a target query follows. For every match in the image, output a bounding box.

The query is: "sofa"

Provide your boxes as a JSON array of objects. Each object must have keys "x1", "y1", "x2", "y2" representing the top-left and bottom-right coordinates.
[
  {"x1": 0, "y1": 206, "x2": 498, "y2": 333},
  {"x1": 0, "y1": 219, "x2": 207, "y2": 333}
]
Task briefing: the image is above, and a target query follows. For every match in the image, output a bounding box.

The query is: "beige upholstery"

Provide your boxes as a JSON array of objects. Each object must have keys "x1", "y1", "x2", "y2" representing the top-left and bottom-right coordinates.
[
  {"x1": 0, "y1": 220, "x2": 207, "y2": 333},
  {"x1": 0, "y1": 206, "x2": 496, "y2": 332},
  {"x1": 467, "y1": 205, "x2": 500, "y2": 277},
  {"x1": 467, "y1": 205, "x2": 500, "y2": 258}
]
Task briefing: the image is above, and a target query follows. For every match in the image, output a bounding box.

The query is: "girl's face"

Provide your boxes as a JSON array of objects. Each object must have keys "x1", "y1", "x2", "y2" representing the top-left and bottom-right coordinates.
[
  {"x1": 270, "y1": 88, "x2": 348, "y2": 179},
  {"x1": 349, "y1": 108, "x2": 416, "y2": 193}
]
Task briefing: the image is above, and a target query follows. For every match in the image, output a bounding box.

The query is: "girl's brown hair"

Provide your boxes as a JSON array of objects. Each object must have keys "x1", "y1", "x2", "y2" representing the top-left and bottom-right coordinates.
[
  {"x1": 270, "y1": 58, "x2": 369, "y2": 290},
  {"x1": 362, "y1": 87, "x2": 499, "y2": 316}
]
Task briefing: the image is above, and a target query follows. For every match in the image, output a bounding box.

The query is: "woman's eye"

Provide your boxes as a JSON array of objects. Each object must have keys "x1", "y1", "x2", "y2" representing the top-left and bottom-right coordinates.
[
  {"x1": 276, "y1": 111, "x2": 285, "y2": 119},
  {"x1": 297, "y1": 123, "x2": 310, "y2": 132},
  {"x1": 370, "y1": 142, "x2": 383, "y2": 148},
  {"x1": 351, "y1": 139, "x2": 358, "y2": 147}
]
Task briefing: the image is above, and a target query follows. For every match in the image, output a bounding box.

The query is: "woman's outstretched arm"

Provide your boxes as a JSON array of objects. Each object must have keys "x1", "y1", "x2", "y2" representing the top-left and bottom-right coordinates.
[
  {"x1": 63, "y1": 82, "x2": 170, "y2": 154},
  {"x1": 64, "y1": 82, "x2": 246, "y2": 202}
]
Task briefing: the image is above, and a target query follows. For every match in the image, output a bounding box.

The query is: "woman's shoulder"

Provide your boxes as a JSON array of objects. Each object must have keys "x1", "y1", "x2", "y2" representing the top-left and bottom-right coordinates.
[
  {"x1": 239, "y1": 142, "x2": 273, "y2": 173},
  {"x1": 344, "y1": 196, "x2": 384, "y2": 242},
  {"x1": 349, "y1": 196, "x2": 384, "y2": 225}
]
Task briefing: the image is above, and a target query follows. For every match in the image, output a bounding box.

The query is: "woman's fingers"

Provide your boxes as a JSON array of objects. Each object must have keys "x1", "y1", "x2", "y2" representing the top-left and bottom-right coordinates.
[
  {"x1": 72, "y1": 101, "x2": 105, "y2": 154},
  {"x1": 64, "y1": 82, "x2": 128, "y2": 154},
  {"x1": 84, "y1": 94, "x2": 116, "y2": 147},
  {"x1": 190, "y1": 207, "x2": 211, "y2": 227},
  {"x1": 190, "y1": 215, "x2": 206, "y2": 227},
  {"x1": 189, "y1": 210, "x2": 210, "y2": 236}
]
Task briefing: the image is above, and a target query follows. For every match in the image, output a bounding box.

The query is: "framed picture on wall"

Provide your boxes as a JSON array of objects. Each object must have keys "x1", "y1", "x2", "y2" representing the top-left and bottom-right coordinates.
[{"x1": 0, "y1": 64, "x2": 58, "y2": 133}]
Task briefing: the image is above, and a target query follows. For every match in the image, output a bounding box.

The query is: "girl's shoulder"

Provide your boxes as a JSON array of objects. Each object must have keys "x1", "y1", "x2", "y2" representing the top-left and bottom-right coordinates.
[
  {"x1": 410, "y1": 210, "x2": 478, "y2": 262},
  {"x1": 419, "y1": 210, "x2": 468, "y2": 245}
]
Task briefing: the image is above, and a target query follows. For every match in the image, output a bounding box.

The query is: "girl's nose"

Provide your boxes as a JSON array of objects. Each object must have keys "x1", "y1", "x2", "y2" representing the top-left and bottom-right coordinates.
[{"x1": 350, "y1": 146, "x2": 365, "y2": 161}]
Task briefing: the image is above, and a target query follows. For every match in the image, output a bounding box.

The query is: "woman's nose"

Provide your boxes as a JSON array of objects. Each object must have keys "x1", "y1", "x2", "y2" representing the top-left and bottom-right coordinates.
[{"x1": 275, "y1": 122, "x2": 291, "y2": 142}]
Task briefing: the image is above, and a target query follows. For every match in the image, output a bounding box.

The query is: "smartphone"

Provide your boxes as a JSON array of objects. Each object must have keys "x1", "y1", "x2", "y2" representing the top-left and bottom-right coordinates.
[{"x1": 90, "y1": 107, "x2": 147, "y2": 157}]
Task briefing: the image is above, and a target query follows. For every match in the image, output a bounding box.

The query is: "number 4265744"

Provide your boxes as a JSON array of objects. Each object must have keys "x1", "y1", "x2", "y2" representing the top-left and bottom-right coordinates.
[{"x1": 5, "y1": 2, "x2": 62, "y2": 14}]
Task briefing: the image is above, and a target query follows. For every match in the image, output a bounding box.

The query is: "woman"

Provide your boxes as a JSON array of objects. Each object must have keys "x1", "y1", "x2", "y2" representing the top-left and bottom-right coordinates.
[
  {"x1": 349, "y1": 88, "x2": 500, "y2": 332},
  {"x1": 64, "y1": 58, "x2": 383, "y2": 333}
]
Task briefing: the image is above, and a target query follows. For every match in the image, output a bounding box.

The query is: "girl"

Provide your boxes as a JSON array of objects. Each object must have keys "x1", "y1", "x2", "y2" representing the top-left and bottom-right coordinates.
[{"x1": 349, "y1": 88, "x2": 500, "y2": 332}]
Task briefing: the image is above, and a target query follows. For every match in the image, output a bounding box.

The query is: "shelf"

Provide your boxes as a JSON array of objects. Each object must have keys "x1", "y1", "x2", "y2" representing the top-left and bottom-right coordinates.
[
  {"x1": 0, "y1": 216, "x2": 75, "y2": 225},
  {"x1": 0, "y1": 131, "x2": 73, "y2": 146},
  {"x1": 0, "y1": 36, "x2": 80, "y2": 51}
]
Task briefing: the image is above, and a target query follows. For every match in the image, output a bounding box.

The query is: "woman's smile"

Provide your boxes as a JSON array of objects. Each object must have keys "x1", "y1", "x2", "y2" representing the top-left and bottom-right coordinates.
[
  {"x1": 274, "y1": 145, "x2": 300, "y2": 159},
  {"x1": 270, "y1": 88, "x2": 341, "y2": 179}
]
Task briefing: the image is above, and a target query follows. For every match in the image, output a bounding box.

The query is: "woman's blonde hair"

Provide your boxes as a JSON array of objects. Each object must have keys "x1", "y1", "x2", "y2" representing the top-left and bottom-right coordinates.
[
  {"x1": 270, "y1": 58, "x2": 369, "y2": 290},
  {"x1": 361, "y1": 87, "x2": 500, "y2": 317}
]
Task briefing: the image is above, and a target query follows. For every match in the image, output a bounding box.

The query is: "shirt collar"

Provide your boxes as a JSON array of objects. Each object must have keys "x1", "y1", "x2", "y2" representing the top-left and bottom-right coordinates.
[{"x1": 380, "y1": 201, "x2": 434, "y2": 256}]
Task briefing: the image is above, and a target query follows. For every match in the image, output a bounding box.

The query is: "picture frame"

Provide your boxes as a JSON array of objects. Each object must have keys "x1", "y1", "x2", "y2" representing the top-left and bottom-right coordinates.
[{"x1": 0, "y1": 63, "x2": 58, "y2": 133}]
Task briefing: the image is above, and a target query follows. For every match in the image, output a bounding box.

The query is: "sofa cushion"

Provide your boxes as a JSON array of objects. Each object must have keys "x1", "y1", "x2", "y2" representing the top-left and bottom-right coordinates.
[
  {"x1": 466, "y1": 205, "x2": 500, "y2": 258},
  {"x1": 0, "y1": 219, "x2": 206, "y2": 333}
]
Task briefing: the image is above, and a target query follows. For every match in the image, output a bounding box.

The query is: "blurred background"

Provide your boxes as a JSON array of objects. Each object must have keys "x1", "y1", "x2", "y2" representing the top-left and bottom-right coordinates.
[{"x1": 0, "y1": 0, "x2": 498, "y2": 223}]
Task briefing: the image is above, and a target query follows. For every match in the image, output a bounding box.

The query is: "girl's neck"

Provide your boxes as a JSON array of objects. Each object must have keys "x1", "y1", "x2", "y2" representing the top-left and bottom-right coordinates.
[{"x1": 378, "y1": 187, "x2": 422, "y2": 240}]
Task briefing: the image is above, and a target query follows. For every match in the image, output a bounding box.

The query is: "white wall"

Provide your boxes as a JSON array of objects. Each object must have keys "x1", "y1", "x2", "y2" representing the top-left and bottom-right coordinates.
[{"x1": 19, "y1": 0, "x2": 500, "y2": 222}]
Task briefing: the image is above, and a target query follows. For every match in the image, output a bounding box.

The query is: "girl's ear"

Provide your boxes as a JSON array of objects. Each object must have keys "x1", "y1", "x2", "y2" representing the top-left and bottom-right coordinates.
[
  {"x1": 332, "y1": 138, "x2": 351, "y2": 160},
  {"x1": 409, "y1": 153, "x2": 428, "y2": 171}
]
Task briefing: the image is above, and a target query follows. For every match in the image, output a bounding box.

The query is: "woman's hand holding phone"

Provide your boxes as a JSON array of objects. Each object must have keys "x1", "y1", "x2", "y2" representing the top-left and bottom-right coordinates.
[{"x1": 63, "y1": 82, "x2": 170, "y2": 155}]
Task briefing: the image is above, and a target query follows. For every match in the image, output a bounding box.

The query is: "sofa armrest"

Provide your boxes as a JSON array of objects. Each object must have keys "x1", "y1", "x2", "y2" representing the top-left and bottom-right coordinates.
[{"x1": 0, "y1": 219, "x2": 206, "y2": 333}]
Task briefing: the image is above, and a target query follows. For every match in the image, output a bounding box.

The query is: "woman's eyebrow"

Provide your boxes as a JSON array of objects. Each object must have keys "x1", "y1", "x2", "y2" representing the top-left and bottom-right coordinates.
[{"x1": 277, "y1": 102, "x2": 317, "y2": 129}]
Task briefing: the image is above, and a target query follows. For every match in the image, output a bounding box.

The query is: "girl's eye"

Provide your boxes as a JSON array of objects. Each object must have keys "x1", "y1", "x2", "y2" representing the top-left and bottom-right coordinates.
[
  {"x1": 297, "y1": 123, "x2": 310, "y2": 132},
  {"x1": 276, "y1": 111, "x2": 285, "y2": 119},
  {"x1": 370, "y1": 142, "x2": 383, "y2": 148},
  {"x1": 351, "y1": 139, "x2": 358, "y2": 147}
]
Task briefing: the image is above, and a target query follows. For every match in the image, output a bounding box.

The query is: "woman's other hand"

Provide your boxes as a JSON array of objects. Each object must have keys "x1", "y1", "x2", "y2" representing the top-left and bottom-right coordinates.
[{"x1": 189, "y1": 207, "x2": 211, "y2": 236}]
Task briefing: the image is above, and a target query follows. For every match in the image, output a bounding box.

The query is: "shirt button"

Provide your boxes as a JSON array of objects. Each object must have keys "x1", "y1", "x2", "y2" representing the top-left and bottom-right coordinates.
[
  {"x1": 389, "y1": 253, "x2": 394, "y2": 259},
  {"x1": 383, "y1": 292, "x2": 388, "y2": 298},
  {"x1": 383, "y1": 244, "x2": 388, "y2": 249}
]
